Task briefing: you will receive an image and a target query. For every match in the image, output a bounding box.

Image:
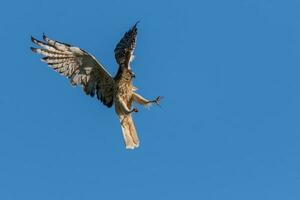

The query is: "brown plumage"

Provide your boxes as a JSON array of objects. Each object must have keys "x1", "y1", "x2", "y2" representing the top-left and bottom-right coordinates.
[{"x1": 31, "y1": 23, "x2": 161, "y2": 149}]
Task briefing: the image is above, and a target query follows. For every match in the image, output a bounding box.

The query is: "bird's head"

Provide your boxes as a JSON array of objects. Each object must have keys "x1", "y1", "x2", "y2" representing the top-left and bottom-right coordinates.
[{"x1": 122, "y1": 67, "x2": 135, "y2": 81}]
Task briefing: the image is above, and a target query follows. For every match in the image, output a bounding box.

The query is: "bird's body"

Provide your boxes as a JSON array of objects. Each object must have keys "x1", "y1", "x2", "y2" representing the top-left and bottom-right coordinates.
[
  {"x1": 114, "y1": 70, "x2": 139, "y2": 148},
  {"x1": 31, "y1": 23, "x2": 161, "y2": 149}
]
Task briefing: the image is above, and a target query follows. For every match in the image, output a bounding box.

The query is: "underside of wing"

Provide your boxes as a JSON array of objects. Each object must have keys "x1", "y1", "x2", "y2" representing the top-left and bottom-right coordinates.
[
  {"x1": 114, "y1": 22, "x2": 138, "y2": 69},
  {"x1": 31, "y1": 34, "x2": 115, "y2": 107}
]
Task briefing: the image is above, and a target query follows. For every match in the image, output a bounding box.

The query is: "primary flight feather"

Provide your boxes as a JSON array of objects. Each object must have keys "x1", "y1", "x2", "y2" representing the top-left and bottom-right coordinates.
[{"x1": 31, "y1": 23, "x2": 161, "y2": 149}]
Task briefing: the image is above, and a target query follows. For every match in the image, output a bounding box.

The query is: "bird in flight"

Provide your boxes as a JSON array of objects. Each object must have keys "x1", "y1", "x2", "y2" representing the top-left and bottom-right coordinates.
[{"x1": 30, "y1": 22, "x2": 161, "y2": 149}]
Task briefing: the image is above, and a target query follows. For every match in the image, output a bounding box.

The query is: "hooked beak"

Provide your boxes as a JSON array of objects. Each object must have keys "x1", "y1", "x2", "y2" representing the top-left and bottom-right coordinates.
[{"x1": 131, "y1": 73, "x2": 136, "y2": 78}]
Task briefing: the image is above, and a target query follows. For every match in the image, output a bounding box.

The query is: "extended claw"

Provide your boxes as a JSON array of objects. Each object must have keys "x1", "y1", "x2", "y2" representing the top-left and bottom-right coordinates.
[
  {"x1": 151, "y1": 96, "x2": 163, "y2": 105},
  {"x1": 131, "y1": 108, "x2": 139, "y2": 113}
]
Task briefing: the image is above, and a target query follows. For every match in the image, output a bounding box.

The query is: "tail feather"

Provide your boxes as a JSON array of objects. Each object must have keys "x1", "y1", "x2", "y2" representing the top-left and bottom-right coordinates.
[{"x1": 119, "y1": 114, "x2": 139, "y2": 149}]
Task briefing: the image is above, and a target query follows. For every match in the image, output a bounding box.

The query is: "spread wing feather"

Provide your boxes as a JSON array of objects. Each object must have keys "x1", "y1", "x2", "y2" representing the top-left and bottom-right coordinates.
[
  {"x1": 31, "y1": 34, "x2": 115, "y2": 107},
  {"x1": 114, "y1": 22, "x2": 138, "y2": 69}
]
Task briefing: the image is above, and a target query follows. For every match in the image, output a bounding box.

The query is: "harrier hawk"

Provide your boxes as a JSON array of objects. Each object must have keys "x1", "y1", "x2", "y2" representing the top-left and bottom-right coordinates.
[{"x1": 30, "y1": 22, "x2": 161, "y2": 149}]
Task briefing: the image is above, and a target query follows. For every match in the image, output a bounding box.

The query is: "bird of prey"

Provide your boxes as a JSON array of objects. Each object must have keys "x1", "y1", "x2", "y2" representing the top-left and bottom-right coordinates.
[{"x1": 30, "y1": 23, "x2": 161, "y2": 149}]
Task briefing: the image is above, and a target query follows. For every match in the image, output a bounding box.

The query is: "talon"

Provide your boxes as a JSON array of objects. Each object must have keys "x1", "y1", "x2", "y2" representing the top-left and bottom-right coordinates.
[
  {"x1": 153, "y1": 96, "x2": 163, "y2": 105},
  {"x1": 131, "y1": 108, "x2": 138, "y2": 113}
]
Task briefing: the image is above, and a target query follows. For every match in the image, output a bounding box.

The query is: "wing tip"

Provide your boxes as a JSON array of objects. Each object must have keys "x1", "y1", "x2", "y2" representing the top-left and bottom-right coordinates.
[
  {"x1": 134, "y1": 20, "x2": 140, "y2": 27},
  {"x1": 31, "y1": 36, "x2": 37, "y2": 43},
  {"x1": 41, "y1": 57, "x2": 49, "y2": 62},
  {"x1": 106, "y1": 101, "x2": 113, "y2": 108},
  {"x1": 132, "y1": 21, "x2": 140, "y2": 31},
  {"x1": 30, "y1": 47, "x2": 38, "y2": 53},
  {"x1": 42, "y1": 33, "x2": 48, "y2": 42}
]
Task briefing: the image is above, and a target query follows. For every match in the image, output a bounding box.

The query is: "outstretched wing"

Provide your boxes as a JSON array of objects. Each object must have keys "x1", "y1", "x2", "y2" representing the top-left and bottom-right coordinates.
[
  {"x1": 114, "y1": 22, "x2": 138, "y2": 69},
  {"x1": 31, "y1": 34, "x2": 115, "y2": 107}
]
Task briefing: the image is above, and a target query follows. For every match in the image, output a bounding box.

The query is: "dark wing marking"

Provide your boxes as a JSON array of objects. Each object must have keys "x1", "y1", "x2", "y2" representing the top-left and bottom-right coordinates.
[
  {"x1": 114, "y1": 22, "x2": 138, "y2": 69},
  {"x1": 31, "y1": 34, "x2": 115, "y2": 107}
]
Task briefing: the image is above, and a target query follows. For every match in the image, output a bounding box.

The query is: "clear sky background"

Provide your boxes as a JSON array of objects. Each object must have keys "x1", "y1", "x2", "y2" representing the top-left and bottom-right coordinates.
[{"x1": 0, "y1": 0, "x2": 299, "y2": 199}]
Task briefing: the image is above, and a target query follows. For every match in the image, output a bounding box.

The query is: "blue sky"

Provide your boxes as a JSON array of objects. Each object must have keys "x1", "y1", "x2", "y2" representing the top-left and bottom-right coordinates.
[{"x1": 0, "y1": 0, "x2": 300, "y2": 199}]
